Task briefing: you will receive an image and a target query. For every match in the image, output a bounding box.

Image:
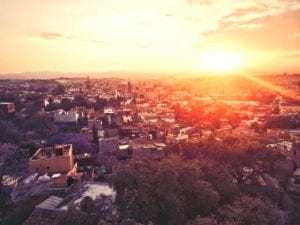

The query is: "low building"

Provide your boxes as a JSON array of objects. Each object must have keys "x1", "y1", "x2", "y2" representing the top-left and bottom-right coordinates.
[
  {"x1": 294, "y1": 142, "x2": 300, "y2": 168},
  {"x1": 23, "y1": 182, "x2": 116, "y2": 225},
  {"x1": 139, "y1": 112, "x2": 158, "y2": 123},
  {"x1": 280, "y1": 102, "x2": 300, "y2": 113},
  {"x1": 131, "y1": 142, "x2": 166, "y2": 160},
  {"x1": 0, "y1": 102, "x2": 15, "y2": 114},
  {"x1": 88, "y1": 119, "x2": 102, "y2": 130},
  {"x1": 289, "y1": 130, "x2": 300, "y2": 142},
  {"x1": 54, "y1": 110, "x2": 78, "y2": 124},
  {"x1": 288, "y1": 168, "x2": 300, "y2": 196},
  {"x1": 29, "y1": 144, "x2": 74, "y2": 174},
  {"x1": 98, "y1": 137, "x2": 119, "y2": 154}
]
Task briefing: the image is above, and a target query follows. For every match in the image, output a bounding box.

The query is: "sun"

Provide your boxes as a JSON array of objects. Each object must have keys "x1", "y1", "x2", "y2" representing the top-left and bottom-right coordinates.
[{"x1": 202, "y1": 49, "x2": 243, "y2": 74}]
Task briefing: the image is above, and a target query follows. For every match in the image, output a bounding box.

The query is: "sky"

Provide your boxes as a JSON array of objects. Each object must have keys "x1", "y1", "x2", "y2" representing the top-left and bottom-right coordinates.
[{"x1": 0, "y1": 0, "x2": 300, "y2": 76}]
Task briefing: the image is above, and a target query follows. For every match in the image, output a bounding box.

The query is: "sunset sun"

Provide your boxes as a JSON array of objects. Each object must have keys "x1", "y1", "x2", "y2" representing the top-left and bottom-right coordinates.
[{"x1": 202, "y1": 49, "x2": 243, "y2": 74}]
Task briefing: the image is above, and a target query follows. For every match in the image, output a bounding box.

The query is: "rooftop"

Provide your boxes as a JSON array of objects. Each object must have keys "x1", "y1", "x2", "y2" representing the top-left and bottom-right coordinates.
[
  {"x1": 0, "y1": 102, "x2": 14, "y2": 105},
  {"x1": 30, "y1": 144, "x2": 72, "y2": 161}
]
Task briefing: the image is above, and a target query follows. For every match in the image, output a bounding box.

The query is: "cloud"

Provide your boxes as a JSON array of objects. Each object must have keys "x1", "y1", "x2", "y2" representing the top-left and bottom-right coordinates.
[
  {"x1": 164, "y1": 13, "x2": 174, "y2": 17},
  {"x1": 39, "y1": 32, "x2": 106, "y2": 45},
  {"x1": 199, "y1": 30, "x2": 218, "y2": 36},
  {"x1": 40, "y1": 32, "x2": 64, "y2": 40},
  {"x1": 222, "y1": 6, "x2": 268, "y2": 20},
  {"x1": 292, "y1": 32, "x2": 300, "y2": 39},
  {"x1": 186, "y1": 0, "x2": 213, "y2": 5},
  {"x1": 216, "y1": 1, "x2": 300, "y2": 31},
  {"x1": 281, "y1": 53, "x2": 300, "y2": 58}
]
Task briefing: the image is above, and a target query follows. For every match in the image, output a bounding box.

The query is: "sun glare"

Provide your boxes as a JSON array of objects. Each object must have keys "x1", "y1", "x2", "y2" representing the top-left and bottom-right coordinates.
[{"x1": 202, "y1": 49, "x2": 243, "y2": 74}]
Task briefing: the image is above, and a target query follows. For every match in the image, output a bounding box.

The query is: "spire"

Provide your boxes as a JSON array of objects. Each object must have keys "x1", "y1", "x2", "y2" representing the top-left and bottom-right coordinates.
[{"x1": 86, "y1": 75, "x2": 91, "y2": 90}]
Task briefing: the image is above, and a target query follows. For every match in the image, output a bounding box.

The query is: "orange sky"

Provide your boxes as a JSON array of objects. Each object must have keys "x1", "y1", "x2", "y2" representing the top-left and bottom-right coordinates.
[{"x1": 0, "y1": 0, "x2": 300, "y2": 75}]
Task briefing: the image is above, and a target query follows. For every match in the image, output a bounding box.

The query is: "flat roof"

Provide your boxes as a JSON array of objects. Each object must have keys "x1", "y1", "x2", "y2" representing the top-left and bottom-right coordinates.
[
  {"x1": 30, "y1": 144, "x2": 72, "y2": 160},
  {"x1": 0, "y1": 102, "x2": 14, "y2": 105}
]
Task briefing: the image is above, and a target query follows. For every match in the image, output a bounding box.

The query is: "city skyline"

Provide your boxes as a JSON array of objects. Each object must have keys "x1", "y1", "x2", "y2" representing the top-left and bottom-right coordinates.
[{"x1": 1, "y1": 0, "x2": 300, "y2": 75}]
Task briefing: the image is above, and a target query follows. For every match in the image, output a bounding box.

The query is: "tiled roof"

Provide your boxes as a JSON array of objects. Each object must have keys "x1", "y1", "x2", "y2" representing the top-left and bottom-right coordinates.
[{"x1": 35, "y1": 196, "x2": 63, "y2": 210}]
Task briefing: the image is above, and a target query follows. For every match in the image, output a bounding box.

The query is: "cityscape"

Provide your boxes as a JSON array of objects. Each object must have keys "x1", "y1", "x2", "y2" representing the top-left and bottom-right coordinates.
[{"x1": 1, "y1": 1, "x2": 300, "y2": 225}]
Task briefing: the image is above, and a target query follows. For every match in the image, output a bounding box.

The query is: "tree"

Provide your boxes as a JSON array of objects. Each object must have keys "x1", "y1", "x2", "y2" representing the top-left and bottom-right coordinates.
[
  {"x1": 23, "y1": 114, "x2": 54, "y2": 138},
  {"x1": 95, "y1": 96, "x2": 107, "y2": 111},
  {"x1": 0, "y1": 165, "x2": 12, "y2": 208},
  {"x1": 264, "y1": 115, "x2": 299, "y2": 129},
  {"x1": 196, "y1": 138, "x2": 284, "y2": 185},
  {"x1": 48, "y1": 133, "x2": 97, "y2": 154},
  {"x1": 200, "y1": 161, "x2": 239, "y2": 205},
  {"x1": 0, "y1": 121, "x2": 22, "y2": 143},
  {"x1": 188, "y1": 216, "x2": 218, "y2": 225},
  {"x1": 60, "y1": 98, "x2": 74, "y2": 111},
  {"x1": 52, "y1": 84, "x2": 65, "y2": 95},
  {"x1": 74, "y1": 95, "x2": 87, "y2": 107},
  {"x1": 55, "y1": 209, "x2": 99, "y2": 225},
  {"x1": 80, "y1": 196, "x2": 95, "y2": 213},
  {"x1": 112, "y1": 158, "x2": 220, "y2": 225},
  {"x1": 92, "y1": 125, "x2": 99, "y2": 148},
  {"x1": 2, "y1": 196, "x2": 45, "y2": 225},
  {"x1": 20, "y1": 141, "x2": 41, "y2": 157},
  {"x1": 219, "y1": 195, "x2": 282, "y2": 225},
  {"x1": 222, "y1": 141, "x2": 284, "y2": 184}
]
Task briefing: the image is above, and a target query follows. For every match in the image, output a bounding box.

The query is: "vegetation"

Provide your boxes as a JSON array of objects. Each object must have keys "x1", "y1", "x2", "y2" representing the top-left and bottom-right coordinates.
[
  {"x1": 1, "y1": 196, "x2": 46, "y2": 225},
  {"x1": 111, "y1": 136, "x2": 286, "y2": 225}
]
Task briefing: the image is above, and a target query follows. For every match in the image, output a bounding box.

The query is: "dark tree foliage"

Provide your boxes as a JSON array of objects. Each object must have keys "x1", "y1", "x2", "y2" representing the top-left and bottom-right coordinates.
[
  {"x1": 95, "y1": 96, "x2": 108, "y2": 111},
  {"x1": 0, "y1": 165, "x2": 12, "y2": 209},
  {"x1": 0, "y1": 121, "x2": 22, "y2": 143},
  {"x1": 187, "y1": 216, "x2": 218, "y2": 225},
  {"x1": 179, "y1": 137, "x2": 284, "y2": 184},
  {"x1": 74, "y1": 95, "x2": 87, "y2": 107},
  {"x1": 80, "y1": 196, "x2": 95, "y2": 213},
  {"x1": 264, "y1": 115, "x2": 300, "y2": 129},
  {"x1": 219, "y1": 195, "x2": 282, "y2": 225},
  {"x1": 92, "y1": 125, "x2": 99, "y2": 147},
  {"x1": 48, "y1": 133, "x2": 97, "y2": 154},
  {"x1": 55, "y1": 210, "x2": 99, "y2": 225},
  {"x1": 22, "y1": 114, "x2": 54, "y2": 138},
  {"x1": 20, "y1": 141, "x2": 41, "y2": 157},
  {"x1": 60, "y1": 98, "x2": 73, "y2": 111},
  {"x1": 52, "y1": 84, "x2": 65, "y2": 95},
  {"x1": 112, "y1": 158, "x2": 219, "y2": 225},
  {"x1": 1, "y1": 196, "x2": 45, "y2": 225}
]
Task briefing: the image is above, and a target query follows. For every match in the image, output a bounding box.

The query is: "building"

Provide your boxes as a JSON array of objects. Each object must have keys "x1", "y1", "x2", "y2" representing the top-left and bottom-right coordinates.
[
  {"x1": 23, "y1": 182, "x2": 116, "y2": 225},
  {"x1": 280, "y1": 102, "x2": 300, "y2": 113},
  {"x1": 294, "y1": 142, "x2": 300, "y2": 168},
  {"x1": 86, "y1": 75, "x2": 91, "y2": 90},
  {"x1": 288, "y1": 168, "x2": 300, "y2": 196},
  {"x1": 0, "y1": 102, "x2": 15, "y2": 114},
  {"x1": 131, "y1": 142, "x2": 166, "y2": 160},
  {"x1": 289, "y1": 130, "x2": 300, "y2": 142},
  {"x1": 54, "y1": 110, "x2": 79, "y2": 124},
  {"x1": 29, "y1": 144, "x2": 74, "y2": 174},
  {"x1": 98, "y1": 137, "x2": 119, "y2": 154},
  {"x1": 88, "y1": 119, "x2": 102, "y2": 130}
]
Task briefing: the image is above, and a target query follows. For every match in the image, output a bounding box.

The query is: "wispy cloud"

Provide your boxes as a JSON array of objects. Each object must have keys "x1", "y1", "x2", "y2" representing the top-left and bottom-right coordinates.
[
  {"x1": 186, "y1": 0, "x2": 213, "y2": 5},
  {"x1": 281, "y1": 53, "x2": 300, "y2": 58},
  {"x1": 222, "y1": 6, "x2": 269, "y2": 20},
  {"x1": 39, "y1": 32, "x2": 107, "y2": 45},
  {"x1": 292, "y1": 32, "x2": 300, "y2": 39},
  {"x1": 40, "y1": 32, "x2": 64, "y2": 40}
]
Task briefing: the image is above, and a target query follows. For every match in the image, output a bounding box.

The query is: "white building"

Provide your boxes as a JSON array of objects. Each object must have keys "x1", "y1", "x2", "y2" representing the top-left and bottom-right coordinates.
[{"x1": 54, "y1": 110, "x2": 79, "y2": 124}]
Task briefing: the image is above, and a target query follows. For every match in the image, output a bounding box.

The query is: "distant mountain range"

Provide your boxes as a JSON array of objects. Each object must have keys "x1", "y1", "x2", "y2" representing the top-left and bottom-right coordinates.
[
  {"x1": 0, "y1": 71, "x2": 299, "y2": 80},
  {"x1": 0, "y1": 71, "x2": 149, "y2": 79}
]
